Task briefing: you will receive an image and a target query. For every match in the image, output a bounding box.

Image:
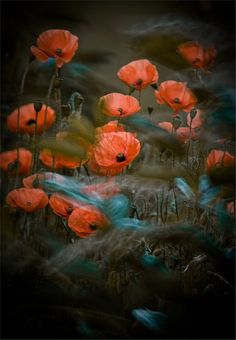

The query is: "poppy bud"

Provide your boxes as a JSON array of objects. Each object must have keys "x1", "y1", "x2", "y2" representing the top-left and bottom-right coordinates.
[
  {"x1": 147, "y1": 106, "x2": 154, "y2": 115},
  {"x1": 172, "y1": 115, "x2": 182, "y2": 130},
  {"x1": 190, "y1": 107, "x2": 197, "y2": 119},
  {"x1": 33, "y1": 100, "x2": 43, "y2": 113}
]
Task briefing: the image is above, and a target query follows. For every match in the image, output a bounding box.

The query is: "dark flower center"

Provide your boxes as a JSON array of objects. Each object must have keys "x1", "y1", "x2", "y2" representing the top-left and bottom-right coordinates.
[
  {"x1": 192, "y1": 58, "x2": 201, "y2": 65},
  {"x1": 26, "y1": 201, "x2": 32, "y2": 206},
  {"x1": 173, "y1": 98, "x2": 181, "y2": 104},
  {"x1": 136, "y1": 78, "x2": 143, "y2": 85},
  {"x1": 27, "y1": 119, "x2": 36, "y2": 126},
  {"x1": 66, "y1": 206, "x2": 73, "y2": 214},
  {"x1": 89, "y1": 223, "x2": 97, "y2": 230},
  {"x1": 56, "y1": 48, "x2": 62, "y2": 56},
  {"x1": 117, "y1": 108, "x2": 123, "y2": 115},
  {"x1": 8, "y1": 161, "x2": 18, "y2": 171},
  {"x1": 116, "y1": 153, "x2": 126, "y2": 162}
]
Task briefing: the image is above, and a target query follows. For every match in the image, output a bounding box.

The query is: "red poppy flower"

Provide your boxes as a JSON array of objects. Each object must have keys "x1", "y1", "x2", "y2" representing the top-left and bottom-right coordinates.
[
  {"x1": 23, "y1": 172, "x2": 64, "y2": 189},
  {"x1": 39, "y1": 149, "x2": 83, "y2": 169},
  {"x1": 49, "y1": 193, "x2": 80, "y2": 218},
  {"x1": 68, "y1": 204, "x2": 109, "y2": 238},
  {"x1": 95, "y1": 120, "x2": 125, "y2": 137},
  {"x1": 176, "y1": 127, "x2": 199, "y2": 143},
  {"x1": 158, "y1": 121, "x2": 173, "y2": 133},
  {"x1": 117, "y1": 59, "x2": 158, "y2": 90},
  {"x1": 89, "y1": 132, "x2": 140, "y2": 176},
  {"x1": 82, "y1": 179, "x2": 120, "y2": 199},
  {"x1": 31, "y1": 29, "x2": 79, "y2": 68},
  {"x1": 99, "y1": 93, "x2": 141, "y2": 118},
  {"x1": 155, "y1": 80, "x2": 197, "y2": 115},
  {"x1": 206, "y1": 150, "x2": 235, "y2": 173},
  {"x1": 177, "y1": 41, "x2": 217, "y2": 71},
  {"x1": 187, "y1": 109, "x2": 203, "y2": 129},
  {"x1": 0, "y1": 148, "x2": 32, "y2": 175},
  {"x1": 6, "y1": 188, "x2": 48, "y2": 212},
  {"x1": 7, "y1": 104, "x2": 55, "y2": 135}
]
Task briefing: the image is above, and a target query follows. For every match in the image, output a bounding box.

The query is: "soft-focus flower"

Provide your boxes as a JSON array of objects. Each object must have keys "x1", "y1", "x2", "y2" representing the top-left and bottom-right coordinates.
[
  {"x1": 227, "y1": 201, "x2": 235, "y2": 216},
  {"x1": 95, "y1": 120, "x2": 125, "y2": 136},
  {"x1": 177, "y1": 41, "x2": 217, "y2": 71},
  {"x1": 7, "y1": 104, "x2": 55, "y2": 135},
  {"x1": 82, "y1": 179, "x2": 120, "y2": 199},
  {"x1": 6, "y1": 188, "x2": 48, "y2": 212},
  {"x1": 68, "y1": 204, "x2": 109, "y2": 238},
  {"x1": 39, "y1": 149, "x2": 83, "y2": 169},
  {"x1": 49, "y1": 193, "x2": 80, "y2": 218},
  {"x1": 0, "y1": 148, "x2": 32, "y2": 175},
  {"x1": 176, "y1": 127, "x2": 199, "y2": 143},
  {"x1": 31, "y1": 29, "x2": 79, "y2": 68},
  {"x1": 23, "y1": 172, "x2": 64, "y2": 189},
  {"x1": 155, "y1": 80, "x2": 197, "y2": 115},
  {"x1": 187, "y1": 109, "x2": 203, "y2": 129},
  {"x1": 89, "y1": 132, "x2": 141, "y2": 176},
  {"x1": 117, "y1": 59, "x2": 158, "y2": 90},
  {"x1": 99, "y1": 93, "x2": 141, "y2": 118},
  {"x1": 206, "y1": 150, "x2": 235, "y2": 173},
  {"x1": 158, "y1": 121, "x2": 173, "y2": 133}
]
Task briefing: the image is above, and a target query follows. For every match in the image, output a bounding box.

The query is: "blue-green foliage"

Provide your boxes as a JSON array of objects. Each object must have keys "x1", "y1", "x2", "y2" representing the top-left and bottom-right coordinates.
[
  {"x1": 175, "y1": 177, "x2": 195, "y2": 200},
  {"x1": 141, "y1": 254, "x2": 171, "y2": 275},
  {"x1": 132, "y1": 308, "x2": 168, "y2": 332}
]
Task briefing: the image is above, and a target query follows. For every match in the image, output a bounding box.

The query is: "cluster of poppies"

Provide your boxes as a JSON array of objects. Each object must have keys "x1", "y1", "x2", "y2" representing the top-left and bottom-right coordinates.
[{"x1": 0, "y1": 29, "x2": 235, "y2": 239}]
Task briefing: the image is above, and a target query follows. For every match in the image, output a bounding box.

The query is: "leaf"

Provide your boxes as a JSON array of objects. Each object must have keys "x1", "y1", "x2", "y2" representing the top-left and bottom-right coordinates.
[
  {"x1": 131, "y1": 308, "x2": 168, "y2": 332},
  {"x1": 175, "y1": 177, "x2": 195, "y2": 200},
  {"x1": 199, "y1": 186, "x2": 221, "y2": 206},
  {"x1": 105, "y1": 194, "x2": 130, "y2": 221},
  {"x1": 198, "y1": 174, "x2": 211, "y2": 193}
]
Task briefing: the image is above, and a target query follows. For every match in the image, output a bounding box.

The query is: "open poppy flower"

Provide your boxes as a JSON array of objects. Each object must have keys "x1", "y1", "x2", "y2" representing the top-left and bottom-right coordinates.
[
  {"x1": 187, "y1": 109, "x2": 203, "y2": 129},
  {"x1": 117, "y1": 59, "x2": 158, "y2": 90},
  {"x1": 49, "y1": 193, "x2": 80, "y2": 218},
  {"x1": 31, "y1": 29, "x2": 79, "y2": 68},
  {"x1": 158, "y1": 121, "x2": 173, "y2": 133},
  {"x1": 0, "y1": 148, "x2": 32, "y2": 175},
  {"x1": 39, "y1": 149, "x2": 83, "y2": 169},
  {"x1": 206, "y1": 150, "x2": 235, "y2": 173},
  {"x1": 176, "y1": 127, "x2": 199, "y2": 143},
  {"x1": 155, "y1": 80, "x2": 197, "y2": 115},
  {"x1": 6, "y1": 188, "x2": 48, "y2": 212},
  {"x1": 99, "y1": 93, "x2": 141, "y2": 118},
  {"x1": 95, "y1": 120, "x2": 125, "y2": 137},
  {"x1": 7, "y1": 104, "x2": 56, "y2": 135},
  {"x1": 23, "y1": 172, "x2": 64, "y2": 189},
  {"x1": 82, "y1": 179, "x2": 120, "y2": 199},
  {"x1": 68, "y1": 204, "x2": 109, "y2": 238},
  {"x1": 89, "y1": 131, "x2": 140, "y2": 176},
  {"x1": 177, "y1": 41, "x2": 217, "y2": 71}
]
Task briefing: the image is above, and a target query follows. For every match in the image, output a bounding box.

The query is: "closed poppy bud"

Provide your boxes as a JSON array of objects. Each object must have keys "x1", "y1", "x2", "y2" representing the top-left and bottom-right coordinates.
[
  {"x1": 117, "y1": 59, "x2": 159, "y2": 90},
  {"x1": 68, "y1": 205, "x2": 109, "y2": 238},
  {"x1": 154, "y1": 80, "x2": 197, "y2": 115},
  {"x1": 99, "y1": 93, "x2": 141, "y2": 118},
  {"x1": 49, "y1": 193, "x2": 80, "y2": 218},
  {"x1": 0, "y1": 148, "x2": 32, "y2": 175},
  {"x1": 187, "y1": 109, "x2": 203, "y2": 129},
  {"x1": 172, "y1": 115, "x2": 182, "y2": 130},
  {"x1": 206, "y1": 150, "x2": 235, "y2": 173},
  {"x1": 31, "y1": 29, "x2": 79, "y2": 68},
  {"x1": 148, "y1": 106, "x2": 154, "y2": 115},
  {"x1": 177, "y1": 41, "x2": 217, "y2": 71},
  {"x1": 7, "y1": 104, "x2": 55, "y2": 135},
  {"x1": 90, "y1": 131, "x2": 141, "y2": 176},
  {"x1": 6, "y1": 188, "x2": 48, "y2": 212}
]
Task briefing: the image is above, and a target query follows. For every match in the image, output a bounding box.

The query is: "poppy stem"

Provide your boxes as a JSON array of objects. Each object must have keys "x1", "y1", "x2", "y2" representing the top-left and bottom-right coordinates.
[
  {"x1": 83, "y1": 164, "x2": 91, "y2": 184},
  {"x1": 43, "y1": 70, "x2": 56, "y2": 136},
  {"x1": 55, "y1": 67, "x2": 62, "y2": 132},
  {"x1": 138, "y1": 90, "x2": 141, "y2": 106}
]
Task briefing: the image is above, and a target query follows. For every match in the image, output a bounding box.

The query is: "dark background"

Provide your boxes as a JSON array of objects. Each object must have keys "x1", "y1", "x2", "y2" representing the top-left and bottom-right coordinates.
[{"x1": 1, "y1": 1, "x2": 235, "y2": 339}]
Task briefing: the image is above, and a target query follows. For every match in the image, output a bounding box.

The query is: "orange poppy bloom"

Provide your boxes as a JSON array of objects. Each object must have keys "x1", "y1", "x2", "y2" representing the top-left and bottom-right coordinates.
[
  {"x1": 177, "y1": 41, "x2": 217, "y2": 71},
  {"x1": 99, "y1": 93, "x2": 141, "y2": 118},
  {"x1": 90, "y1": 132, "x2": 140, "y2": 176},
  {"x1": 206, "y1": 150, "x2": 235, "y2": 173},
  {"x1": 158, "y1": 121, "x2": 173, "y2": 133},
  {"x1": 7, "y1": 104, "x2": 56, "y2": 135},
  {"x1": 0, "y1": 148, "x2": 32, "y2": 175},
  {"x1": 31, "y1": 29, "x2": 79, "y2": 68},
  {"x1": 49, "y1": 193, "x2": 80, "y2": 218},
  {"x1": 95, "y1": 120, "x2": 125, "y2": 136},
  {"x1": 176, "y1": 127, "x2": 199, "y2": 143},
  {"x1": 117, "y1": 59, "x2": 159, "y2": 90},
  {"x1": 187, "y1": 109, "x2": 203, "y2": 129},
  {"x1": 6, "y1": 188, "x2": 48, "y2": 212},
  {"x1": 23, "y1": 172, "x2": 63, "y2": 189},
  {"x1": 155, "y1": 80, "x2": 197, "y2": 115},
  {"x1": 68, "y1": 204, "x2": 109, "y2": 238},
  {"x1": 82, "y1": 179, "x2": 120, "y2": 199},
  {"x1": 39, "y1": 149, "x2": 83, "y2": 169}
]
